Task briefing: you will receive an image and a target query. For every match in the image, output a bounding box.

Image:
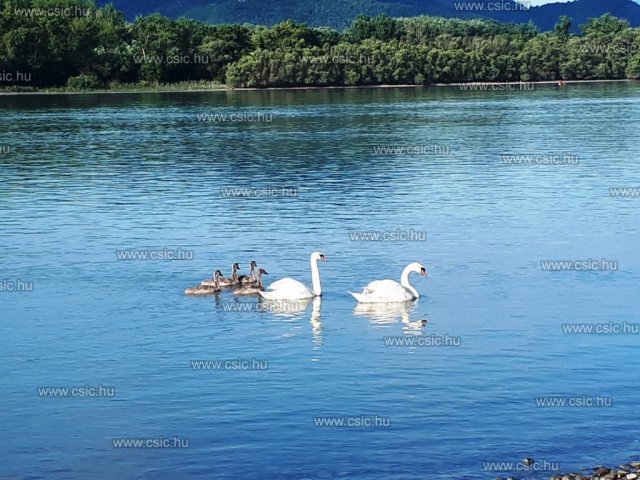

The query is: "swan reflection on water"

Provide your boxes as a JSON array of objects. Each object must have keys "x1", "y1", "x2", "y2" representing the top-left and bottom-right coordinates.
[
  {"x1": 258, "y1": 297, "x2": 312, "y2": 317},
  {"x1": 309, "y1": 297, "x2": 322, "y2": 348},
  {"x1": 259, "y1": 297, "x2": 324, "y2": 350},
  {"x1": 353, "y1": 301, "x2": 427, "y2": 334}
]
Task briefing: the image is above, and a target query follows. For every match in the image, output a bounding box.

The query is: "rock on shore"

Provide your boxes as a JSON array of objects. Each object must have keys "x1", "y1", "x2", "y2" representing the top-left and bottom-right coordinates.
[
  {"x1": 495, "y1": 461, "x2": 640, "y2": 480},
  {"x1": 550, "y1": 462, "x2": 640, "y2": 480}
]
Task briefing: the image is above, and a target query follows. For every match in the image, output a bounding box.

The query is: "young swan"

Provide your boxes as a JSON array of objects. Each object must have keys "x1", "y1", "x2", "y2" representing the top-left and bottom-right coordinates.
[
  {"x1": 202, "y1": 263, "x2": 239, "y2": 288},
  {"x1": 186, "y1": 270, "x2": 222, "y2": 296},
  {"x1": 233, "y1": 268, "x2": 268, "y2": 295},
  {"x1": 238, "y1": 261, "x2": 258, "y2": 285}
]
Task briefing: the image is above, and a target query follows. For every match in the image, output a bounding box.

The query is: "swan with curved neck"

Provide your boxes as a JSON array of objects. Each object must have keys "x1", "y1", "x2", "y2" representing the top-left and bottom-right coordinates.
[
  {"x1": 349, "y1": 262, "x2": 427, "y2": 303},
  {"x1": 259, "y1": 252, "x2": 327, "y2": 300},
  {"x1": 233, "y1": 268, "x2": 268, "y2": 295}
]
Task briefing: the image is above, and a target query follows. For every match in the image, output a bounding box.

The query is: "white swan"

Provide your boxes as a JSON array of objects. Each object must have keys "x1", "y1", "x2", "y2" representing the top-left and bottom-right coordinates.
[
  {"x1": 349, "y1": 262, "x2": 427, "y2": 303},
  {"x1": 259, "y1": 252, "x2": 327, "y2": 300}
]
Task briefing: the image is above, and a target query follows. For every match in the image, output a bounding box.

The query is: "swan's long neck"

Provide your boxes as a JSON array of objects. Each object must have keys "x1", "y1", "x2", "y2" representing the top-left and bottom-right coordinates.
[
  {"x1": 310, "y1": 257, "x2": 322, "y2": 296},
  {"x1": 250, "y1": 264, "x2": 256, "y2": 281},
  {"x1": 400, "y1": 265, "x2": 419, "y2": 299},
  {"x1": 231, "y1": 265, "x2": 238, "y2": 282},
  {"x1": 257, "y1": 271, "x2": 263, "y2": 288}
]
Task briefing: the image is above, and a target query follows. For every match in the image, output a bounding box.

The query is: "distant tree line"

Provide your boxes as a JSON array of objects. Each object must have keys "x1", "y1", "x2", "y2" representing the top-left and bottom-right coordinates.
[{"x1": 1, "y1": 0, "x2": 640, "y2": 89}]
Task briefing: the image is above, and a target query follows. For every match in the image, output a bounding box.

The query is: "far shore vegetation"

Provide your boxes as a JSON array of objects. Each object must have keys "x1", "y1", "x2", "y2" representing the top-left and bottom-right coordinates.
[{"x1": 2, "y1": 0, "x2": 640, "y2": 92}]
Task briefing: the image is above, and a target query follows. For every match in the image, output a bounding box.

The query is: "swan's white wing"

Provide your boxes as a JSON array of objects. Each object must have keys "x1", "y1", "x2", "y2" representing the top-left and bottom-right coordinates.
[
  {"x1": 261, "y1": 277, "x2": 312, "y2": 300},
  {"x1": 268, "y1": 278, "x2": 305, "y2": 291},
  {"x1": 364, "y1": 280, "x2": 401, "y2": 292},
  {"x1": 351, "y1": 279, "x2": 414, "y2": 303},
  {"x1": 349, "y1": 291, "x2": 370, "y2": 303}
]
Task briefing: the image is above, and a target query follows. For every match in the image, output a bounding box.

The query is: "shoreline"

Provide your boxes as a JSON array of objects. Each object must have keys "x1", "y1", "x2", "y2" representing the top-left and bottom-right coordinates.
[
  {"x1": 490, "y1": 458, "x2": 640, "y2": 480},
  {"x1": 0, "y1": 79, "x2": 634, "y2": 96},
  {"x1": 549, "y1": 461, "x2": 640, "y2": 480}
]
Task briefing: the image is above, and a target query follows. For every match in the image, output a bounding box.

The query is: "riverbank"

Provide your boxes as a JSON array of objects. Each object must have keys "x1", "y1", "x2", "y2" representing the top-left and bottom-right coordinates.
[
  {"x1": 0, "y1": 79, "x2": 634, "y2": 96},
  {"x1": 548, "y1": 461, "x2": 640, "y2": 480},
  {"x1": 494, "y1": 460, "x2": 640, "y2": 480}
]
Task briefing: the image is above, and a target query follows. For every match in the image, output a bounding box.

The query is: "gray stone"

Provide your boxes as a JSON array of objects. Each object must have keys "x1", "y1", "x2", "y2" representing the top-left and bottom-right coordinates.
[{"x1": 626, "y1": 474, "x2": 638, "y2": 480}]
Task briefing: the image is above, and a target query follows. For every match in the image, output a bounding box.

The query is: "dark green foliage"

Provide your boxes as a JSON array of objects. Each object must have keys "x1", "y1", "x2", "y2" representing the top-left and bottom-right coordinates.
[
  {"x1": 1, "y1": 0, "x2": 640, "y2": 89},
  {"x1": 345, "y1": 14, "x2": 403, "y2": 43},
  {"x1": 554, "y1": 16, "x2": 572, "y2": 38},
  {"x1": 66, "y1": 73, "x2": 102, "y2": 89}
]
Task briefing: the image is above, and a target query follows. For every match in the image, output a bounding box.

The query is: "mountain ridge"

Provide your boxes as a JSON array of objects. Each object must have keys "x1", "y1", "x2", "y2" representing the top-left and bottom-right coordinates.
[{"x1": 97, "y1": 0, "x2": 640, "y2": 31}]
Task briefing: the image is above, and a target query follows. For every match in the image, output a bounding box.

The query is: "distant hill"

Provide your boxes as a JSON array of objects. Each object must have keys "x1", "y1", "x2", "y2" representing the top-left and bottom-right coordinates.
[
  {"x1": 98, "y1": 0, "x2": 640, "y2": 31},
  {"x1": 525, "y1": 0, "x2": 640, "y2": 30}
]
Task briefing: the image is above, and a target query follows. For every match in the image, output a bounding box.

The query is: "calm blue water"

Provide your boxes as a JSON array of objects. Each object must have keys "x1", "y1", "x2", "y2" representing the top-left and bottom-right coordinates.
[{"x1": 2, "y1": 83, "x2": 640, "y2": 479}]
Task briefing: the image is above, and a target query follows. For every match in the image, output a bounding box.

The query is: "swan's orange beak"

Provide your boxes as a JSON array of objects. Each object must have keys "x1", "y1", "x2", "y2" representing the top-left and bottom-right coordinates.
[
  {"x1": 320, "y1": 255, "x2": 327, "y2": 261},
  {"x1": 420, "y1": 267, "x2": 427, "y2": 276}
]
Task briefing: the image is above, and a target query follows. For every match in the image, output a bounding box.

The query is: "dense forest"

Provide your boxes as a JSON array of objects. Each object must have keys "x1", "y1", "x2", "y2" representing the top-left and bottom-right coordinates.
[{"x1": 1, "y1": 0, "x2": 640, "y2": 89}]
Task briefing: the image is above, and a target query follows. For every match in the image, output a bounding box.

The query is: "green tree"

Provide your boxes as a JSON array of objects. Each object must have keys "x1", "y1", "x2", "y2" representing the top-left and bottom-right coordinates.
[{"x1": 553, "y1": 15, "x2": 572, "y2": 38}]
